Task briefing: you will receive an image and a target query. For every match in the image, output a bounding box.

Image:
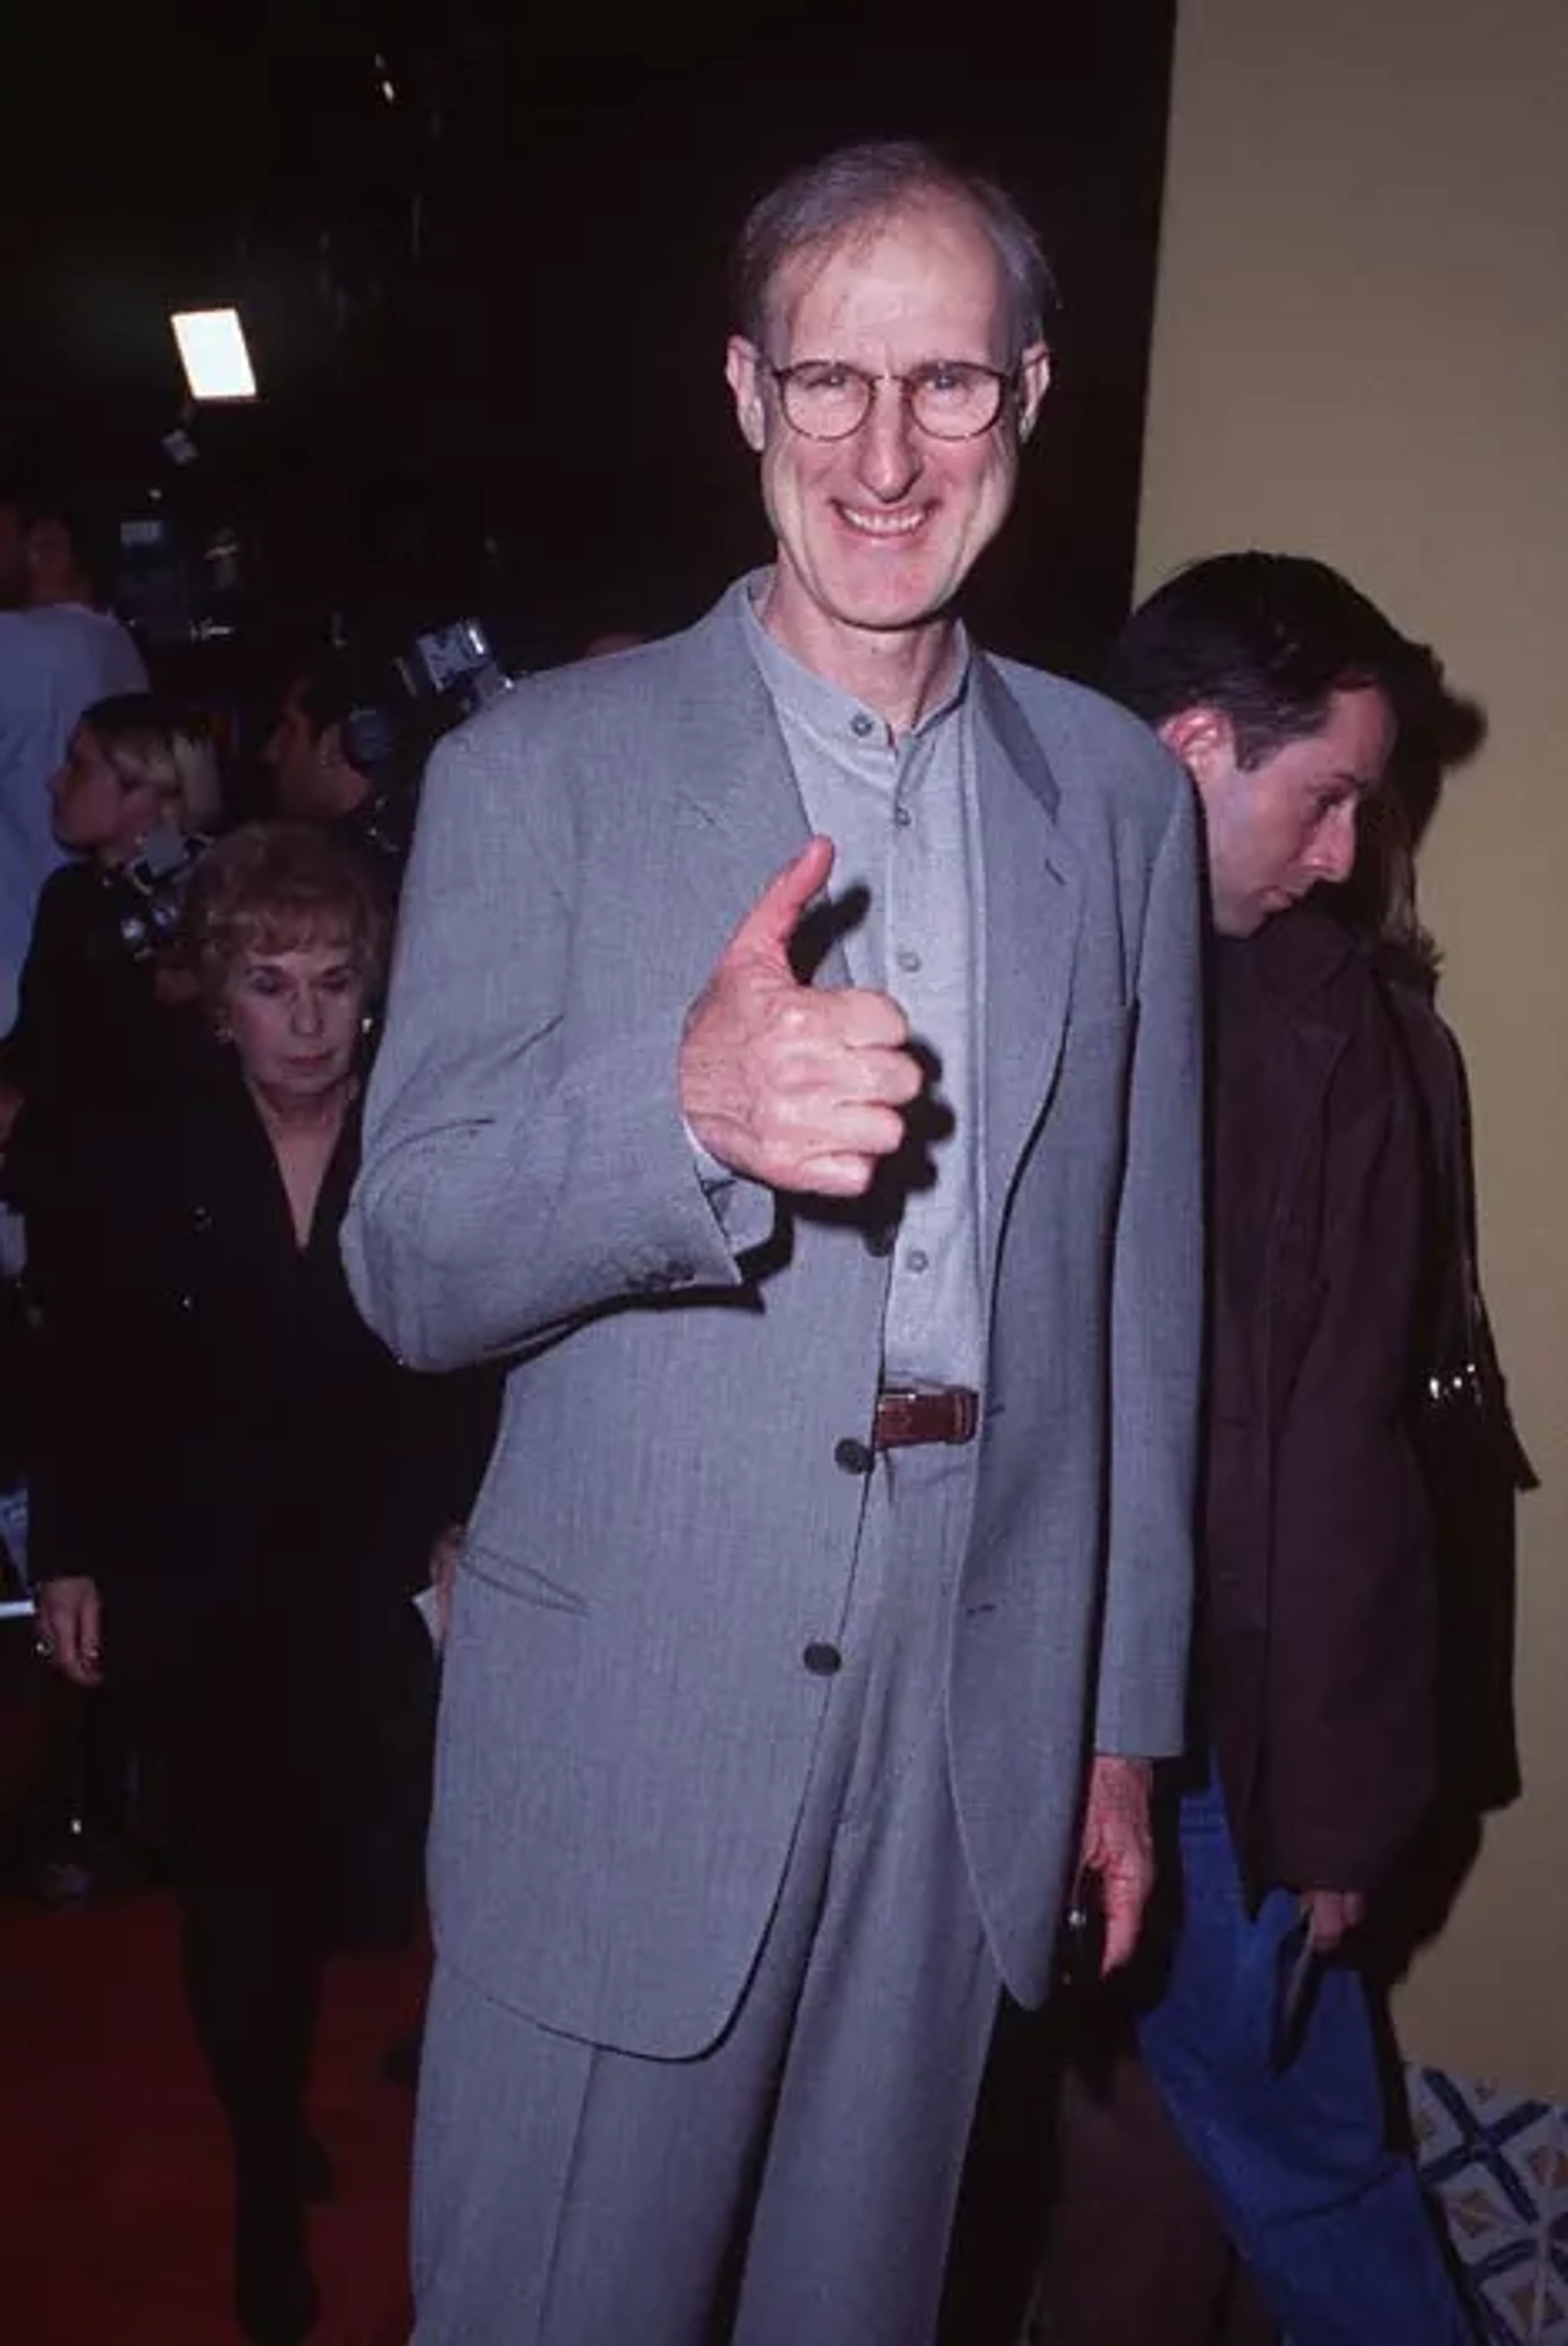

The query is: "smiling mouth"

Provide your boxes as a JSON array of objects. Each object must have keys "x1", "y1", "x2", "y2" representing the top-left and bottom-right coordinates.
[{"x1": 835, "y1": 502, "x2": 929, "y2": 538}]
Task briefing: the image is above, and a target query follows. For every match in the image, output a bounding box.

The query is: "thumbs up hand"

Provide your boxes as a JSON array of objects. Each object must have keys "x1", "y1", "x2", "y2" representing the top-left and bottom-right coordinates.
[{"x1": 679, "y1": 836, "x2": 922, "y2": 1196}]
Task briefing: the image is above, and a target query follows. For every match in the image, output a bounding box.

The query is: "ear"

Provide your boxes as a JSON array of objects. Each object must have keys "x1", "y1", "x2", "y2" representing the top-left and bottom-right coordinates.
[
  {"x1": 725, "y1": 336, "x2": 768, "y2": 454},
  {"x1": 118, "y1": 779, "x2": 166, "y2": 852},
  {"x1": 1015, "y1": 341, "x2": 1052, "y2": 441},
  {"x1": 1157, "y1": 704, "x2": 1238, "y2": 786}
]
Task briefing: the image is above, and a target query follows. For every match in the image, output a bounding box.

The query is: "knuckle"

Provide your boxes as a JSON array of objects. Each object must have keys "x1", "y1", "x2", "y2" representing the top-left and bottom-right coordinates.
[{"x1": 773, "y1": 995, "x2": 817, "y2": 1040}]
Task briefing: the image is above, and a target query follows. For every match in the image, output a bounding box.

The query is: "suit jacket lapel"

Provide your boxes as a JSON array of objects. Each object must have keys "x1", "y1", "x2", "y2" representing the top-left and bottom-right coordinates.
[
  {"x1": 663, "y1": 590, "x2": 854, "y2": 988},
  {"x1": 973, "y1": 659, "x2": 1084, "y2": 1285}
]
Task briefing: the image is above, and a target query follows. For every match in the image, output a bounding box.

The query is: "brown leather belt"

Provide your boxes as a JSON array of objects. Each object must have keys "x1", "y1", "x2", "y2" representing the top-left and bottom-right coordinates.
[{"x1": 872, "y1": 1385, "x2": 980, "y2": 1450}]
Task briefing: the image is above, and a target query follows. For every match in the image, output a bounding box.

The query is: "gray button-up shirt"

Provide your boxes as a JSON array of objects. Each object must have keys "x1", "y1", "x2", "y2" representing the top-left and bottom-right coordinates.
[{"x1": 742, "y1": 580, "x2": 987, "y2": 1389}]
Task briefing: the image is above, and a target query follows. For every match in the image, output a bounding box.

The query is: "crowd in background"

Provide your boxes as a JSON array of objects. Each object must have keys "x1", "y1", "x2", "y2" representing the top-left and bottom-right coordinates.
[{"x1": 0, "y1": 473, "x2": 522, "y2": 2344}]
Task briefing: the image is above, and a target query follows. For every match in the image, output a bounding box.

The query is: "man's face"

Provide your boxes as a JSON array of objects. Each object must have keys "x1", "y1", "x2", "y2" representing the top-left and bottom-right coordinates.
[
  {"x1": 263, "y1": 681, "x2": 365, "y2": 822},
  {"x1": 725, "y1": 194, "x2": 1049, "y2": 669},
  {"x1": 1173, "y1": 685, "x2": 1396, "y2": 938}
]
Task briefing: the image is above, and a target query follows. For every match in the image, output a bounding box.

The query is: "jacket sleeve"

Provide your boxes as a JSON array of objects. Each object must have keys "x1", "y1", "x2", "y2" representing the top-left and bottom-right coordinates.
[
  {"x1": 341, "y1": 715, "x2": 772, "y2": 1373},
  {"x1": 1093, "y1": 774, "x2": 1205, "y2": 1757},
  {"x1": 1263, "y1": 1001, "x2": 1439, "y2": 1892}
]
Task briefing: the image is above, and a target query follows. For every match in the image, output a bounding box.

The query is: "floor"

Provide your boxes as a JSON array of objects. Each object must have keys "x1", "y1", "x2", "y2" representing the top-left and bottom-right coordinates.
[
  {"x1": 2, "y1": 1623, "x2": 1560, "y2": 2344},
  {"x1": 1, "y1": 1883, "x2": 421, "y2": 2343}
]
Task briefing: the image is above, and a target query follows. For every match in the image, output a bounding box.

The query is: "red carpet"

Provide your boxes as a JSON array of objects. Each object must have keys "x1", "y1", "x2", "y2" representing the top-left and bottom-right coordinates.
[{"x1": 1, "y1": 1885, "x2": 425, "y2": 2343}]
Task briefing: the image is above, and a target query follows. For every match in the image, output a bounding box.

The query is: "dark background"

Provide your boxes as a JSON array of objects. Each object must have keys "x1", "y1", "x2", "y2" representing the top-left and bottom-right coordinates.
[{"x1": 5, "y1": 2, "x2": 1176, "y2": 679}]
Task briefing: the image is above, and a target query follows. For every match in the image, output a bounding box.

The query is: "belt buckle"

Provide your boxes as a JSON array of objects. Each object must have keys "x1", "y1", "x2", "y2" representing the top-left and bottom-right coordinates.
[{"x1": 946, "y1": 1386, "x2": 978, "y2": 1444}]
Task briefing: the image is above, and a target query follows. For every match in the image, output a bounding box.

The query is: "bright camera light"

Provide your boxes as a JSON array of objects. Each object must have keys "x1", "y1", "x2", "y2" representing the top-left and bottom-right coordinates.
[{"x1": 170, "y1": 308, "x2": 258, "y2": 402}]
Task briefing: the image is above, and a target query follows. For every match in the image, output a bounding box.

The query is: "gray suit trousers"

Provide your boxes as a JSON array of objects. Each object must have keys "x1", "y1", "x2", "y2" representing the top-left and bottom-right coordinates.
[{"x1": 412, "y1": 1441, "x2": 1003, "y2": 2346}]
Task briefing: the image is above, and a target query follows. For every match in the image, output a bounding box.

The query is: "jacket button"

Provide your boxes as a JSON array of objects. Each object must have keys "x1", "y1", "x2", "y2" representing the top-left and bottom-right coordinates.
[
  {"x1": 833, "y1": 1437, "x2": 872, "y2": 1475},
  {"x1": 803, "y1": 1642, "x2": 842, "y2": 1676}
]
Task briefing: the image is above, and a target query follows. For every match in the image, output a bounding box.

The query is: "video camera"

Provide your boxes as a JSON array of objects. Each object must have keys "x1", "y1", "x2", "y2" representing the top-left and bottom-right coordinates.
[
  {"x1": 335, "y1": 613, "x2": 511, "y2": 780},
  {"x1": 108, "y1": 823, "x2": 212, "y2": 965},
  {"x1": 307, "y1": 613, "x2": 518, "y2": 883}
]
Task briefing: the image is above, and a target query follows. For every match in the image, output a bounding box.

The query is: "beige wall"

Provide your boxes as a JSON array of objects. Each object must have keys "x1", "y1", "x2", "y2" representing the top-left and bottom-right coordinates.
[{"x1": 1140, "y1": 0, "x2": 1568, "y2": 2097}]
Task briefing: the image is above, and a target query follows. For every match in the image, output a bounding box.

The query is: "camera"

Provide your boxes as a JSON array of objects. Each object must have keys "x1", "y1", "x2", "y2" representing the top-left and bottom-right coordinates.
[
  {"x1": 352, "y1": 614, "x2": 510, "y2": 759},
  {"x1": 335, "y1": 613, "x2": 513, "y2": 782},
  {"x1": 315, "y1": 613, "x2": 516, "y2": 884},
  {"x1": 399, "y1": 616, "x2": 508, "y2": 709},
  {"x1": 106, "y1": 824, "x2": 212, "y2": 963}
]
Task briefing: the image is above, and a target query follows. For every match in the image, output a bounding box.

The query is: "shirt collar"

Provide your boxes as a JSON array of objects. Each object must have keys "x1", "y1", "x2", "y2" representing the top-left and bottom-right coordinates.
[{"x1": 736, "y1": 569, "x2": 970, "y2": 751}]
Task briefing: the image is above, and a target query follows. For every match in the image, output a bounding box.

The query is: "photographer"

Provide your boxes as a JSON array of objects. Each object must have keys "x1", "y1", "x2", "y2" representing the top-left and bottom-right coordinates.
[
  {"x1": 262, "y1": 653, "x2": 417, "y2": 885},
  {"x1": 0, "y1": 693, "x2": 221, "y2": 1222},
  {"x1": 262, "y1": 621, "x2": 509, "y2": 894},
  {"x1": 0, "y1": 693, "x2": 222, "y2": 1519}
]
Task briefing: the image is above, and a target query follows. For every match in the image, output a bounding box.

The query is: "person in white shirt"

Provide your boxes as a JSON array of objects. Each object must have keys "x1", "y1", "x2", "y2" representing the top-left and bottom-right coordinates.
[{"x1": 0, "y1": 485, "x2": 147, "y2": 1030}]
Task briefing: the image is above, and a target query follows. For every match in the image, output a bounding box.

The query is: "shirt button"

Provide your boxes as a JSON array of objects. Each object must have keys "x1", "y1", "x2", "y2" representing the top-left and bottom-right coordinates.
[
  {"x1": 803, "y1": 1641, "x2": 843, "y2": 1676},
  {"x1": 895, "y1": 947, "x2": 922, "y2": 974},
  {"x1": 906, "y1": 1247, "x2": 930, "y2": 1274},
  {"x1": 893, "y1": 805, "x2": 913, "y2": 829},
  {"x1": 864, "y1": 1224, "x2": 897, "y2": 1258},
  {"x1": 833, "y1": 1436, "x2": 873, "y2": 1475},
  {"x1": 850, "y1": 712, "x2": 875, "y2": 739}
]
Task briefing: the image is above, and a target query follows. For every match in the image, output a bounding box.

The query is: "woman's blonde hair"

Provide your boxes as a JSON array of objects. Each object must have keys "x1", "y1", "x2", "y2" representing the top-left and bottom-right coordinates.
[{"x1": 80, "y1": 693, "x2": 224, "y2": 834}]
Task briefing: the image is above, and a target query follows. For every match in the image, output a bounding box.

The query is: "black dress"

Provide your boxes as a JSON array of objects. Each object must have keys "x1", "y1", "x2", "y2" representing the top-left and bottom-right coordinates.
[{"x1": 29, "y1": 1047, "x2": 497, "y2": 2320}]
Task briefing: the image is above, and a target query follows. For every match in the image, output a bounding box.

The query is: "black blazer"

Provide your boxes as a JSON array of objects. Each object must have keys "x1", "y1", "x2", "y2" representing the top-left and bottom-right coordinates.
[{"x1": 29, "y1": 1050, "x2": 497, "y2": 1666}]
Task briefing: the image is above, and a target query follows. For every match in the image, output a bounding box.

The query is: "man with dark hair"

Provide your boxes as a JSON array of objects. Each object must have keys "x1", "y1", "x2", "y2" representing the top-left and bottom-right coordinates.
[
  {"x1": 345, "y1": 139, "x2": 1205, "y2": 2345},
  {"x1": 0, "y1": 479, "x2": 146, "y2": 1028},
  {"x1": 262, "y1": 651, "x2": 423, "y2": 885},
  {"x1": 1040, "y1": 551, "x2": 1473, "y2": 2346}
]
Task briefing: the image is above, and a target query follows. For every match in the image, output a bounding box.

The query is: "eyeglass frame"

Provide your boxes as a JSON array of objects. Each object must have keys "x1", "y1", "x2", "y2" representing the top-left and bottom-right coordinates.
[{"x1": 764, "y1": 355, "x2": 1025, "y2": 444}]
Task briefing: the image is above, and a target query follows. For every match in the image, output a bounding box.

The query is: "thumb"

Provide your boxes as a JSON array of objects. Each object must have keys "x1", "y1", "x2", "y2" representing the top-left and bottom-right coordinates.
[{"x1": 723, "y1": 836, "x2": 835, "y2": 973}]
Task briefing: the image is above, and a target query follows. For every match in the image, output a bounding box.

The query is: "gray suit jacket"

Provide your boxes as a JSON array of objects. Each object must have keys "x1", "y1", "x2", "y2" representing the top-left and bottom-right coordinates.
[{"x1": 343, "y1": 581, "x2": 1203, "y2": 2058}]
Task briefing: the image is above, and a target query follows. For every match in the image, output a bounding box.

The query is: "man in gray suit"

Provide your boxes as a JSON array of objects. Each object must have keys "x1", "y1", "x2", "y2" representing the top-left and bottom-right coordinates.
[{"x1": 344, "y1": 139, "x2": 1204, "y2": 2346}]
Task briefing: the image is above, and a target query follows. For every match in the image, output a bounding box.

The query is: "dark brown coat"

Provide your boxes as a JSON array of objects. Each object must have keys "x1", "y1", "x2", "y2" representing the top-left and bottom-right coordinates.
[{"x1": 1202, "y1": 903, "x2": 1439, "y2": 1898}]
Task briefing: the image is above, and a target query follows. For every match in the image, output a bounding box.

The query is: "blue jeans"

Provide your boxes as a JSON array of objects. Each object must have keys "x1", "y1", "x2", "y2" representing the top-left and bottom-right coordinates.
[{"x1": 1137, "y1": 1774, "x2": 1475, "y2": 2345}]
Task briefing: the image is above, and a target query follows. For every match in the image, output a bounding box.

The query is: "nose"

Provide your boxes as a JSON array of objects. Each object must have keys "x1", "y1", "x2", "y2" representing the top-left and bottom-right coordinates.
[
  {"x1": 853, "y1": 380, "x2": 923, "y2": 502},
  {"x1": 1307, "y1": 800, "x2": 1359, "y2": 887},
  {"x1": 291, "y1": 988, "x2": 325, "y2": 1039}
]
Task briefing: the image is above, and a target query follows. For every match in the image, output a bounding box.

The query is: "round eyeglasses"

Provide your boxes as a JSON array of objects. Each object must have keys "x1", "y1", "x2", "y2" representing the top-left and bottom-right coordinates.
[{"x1": 769, "y1": 359, "x2": 1020, "y2": 443}]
